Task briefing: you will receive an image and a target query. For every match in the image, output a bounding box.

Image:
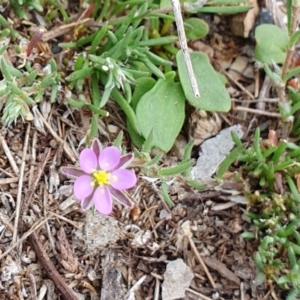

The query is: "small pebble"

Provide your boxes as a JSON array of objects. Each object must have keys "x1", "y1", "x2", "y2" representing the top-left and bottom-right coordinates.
[
  {"x1": 49, "y1": 139, "x2": 58, "y2": 149},
  {"x1": 215, "y1": 220, "x2": 224, "y2": 227}
]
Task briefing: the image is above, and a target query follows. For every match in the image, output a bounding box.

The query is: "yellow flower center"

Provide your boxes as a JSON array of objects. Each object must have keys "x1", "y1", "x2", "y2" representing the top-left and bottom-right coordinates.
[{"x1": 92, "y1": 170, "x2": 111, "y2": 187}]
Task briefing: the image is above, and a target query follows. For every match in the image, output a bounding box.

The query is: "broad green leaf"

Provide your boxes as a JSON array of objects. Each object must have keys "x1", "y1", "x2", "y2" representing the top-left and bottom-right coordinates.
[
  {"x1": 184, "y1": 18, "x2": 209, "y2": 40},
  {"x1": 136, "y1": 72, "x2": 185, "y2": 152},
  {"x1": 177, "y1": 50, "x2": 231, "y2": 112},
  {"x1": 131, "y1": 77, "x2": 156, "y2": 111},
  {"x1": 255, "y1": 24, "x2": 288, "y2": 64}
]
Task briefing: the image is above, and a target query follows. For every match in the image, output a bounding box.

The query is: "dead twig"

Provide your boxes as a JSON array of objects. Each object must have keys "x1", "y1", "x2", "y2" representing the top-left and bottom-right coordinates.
[
  {"x1": 32, "y1": 106, "x2": 77, "y2": 163},
  {"x1": 0, "y1": 209, "x2": 15, "y2": 233},
  {"x1": 216, "y1": 63, "x2": 254, "y2": 100},
  {"x1": 126, "y1": 275, "x2": 147, "y2": 299},
  {"x1": 231, "y1": 98, "x2": 279, "y2": 103},
  {"x1": 29, "y1": 231, "x2": 78, "y2": 300},
  {"x1": 233, "y1": 106, "x2": 280, "y2": 117},
  {"x1": 171, "y1": 0, "x2": 200, "y2": 97},
  {"x1": 51, "y1": 211, "x2": 82, "y2": 229},
  {"x1": 0, "y1": 134, "x2": 19, "y2": 175},
  {"x1": 153, "y1": 277, "x2": 160, "y2": 300},
  {"x1": 29, "y1": 273, "x2": 37, "y2": 300},
  {"x1": 269, "y1": 280, "x2": 280, "y2": 300},
  {"x1": 186, "y1": 288, "x2": 212, "y2": 300},
  {"x1": 21, "y1": 148, "x2": 51, "y2": 223},
  {"x1": 28, "y1": 130, "x2": 37, "y2": 188},
  {"x1": 187, "y1": 235, "x2": 216, "y2": 289},
  {"x1": 12, "y1": 122, "x2": 31, "y2": 243},
  {"x1": 0, "y1": 177, "x2": 22, "y2": 184},
  {"x1": 240, "y1": 281, "x2": 244, "y2": 300},
  {"x1": 0, "y1": 216, "x2": 52, "y2": 261},
  {"x1": 42, "y1": 18, "x2": 91, "y2": 41}
]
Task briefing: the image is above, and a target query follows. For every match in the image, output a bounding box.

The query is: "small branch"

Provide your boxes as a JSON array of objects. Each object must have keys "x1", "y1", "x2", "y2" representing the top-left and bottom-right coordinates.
[
  {"x1": 0, "y1": 216, "x2": 52, "y2": 261},
  {"x1": 234, "y1": 106, "x2": 281, "y2": 117},
  {"x1": 21, "y1": 148, "x2": 51, "y2": 223},
  {"x1": 281, "y1": 4, "x2": 300, "y2": 100},
  {"x1": 187, "y1": 235, "x2": 216, "y2": 289},
  {"x1": 32, "y1": 106, "x2": 77, "y2": 163},
  {"x1": 231, "y1": 98, "x2": 279, "y2": 103},
  {"x1": 186, "y1": 288, "x2": 212, "y2": 300},
  {"x1": 12, "y1": 123, "x2": 31, "y2": 243},
  {"x1": 217, "y1": 65, "x2": 254, "y2": 100},
  {"x1": 0, "y1": 134, "x2": 19, "y2": 175},
  {"x1": 29, "y1": 231, "x2": 78, "y2": 300},
  {"x1": 171, "y1": 0, "x2": 200, "y2": 97}
]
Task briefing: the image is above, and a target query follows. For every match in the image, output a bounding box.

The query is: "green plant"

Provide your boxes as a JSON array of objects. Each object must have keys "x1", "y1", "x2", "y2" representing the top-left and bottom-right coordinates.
[
  {"x1": 0, "y1": 47, "x2": 61, "y2": 126},
  {"x1": 254, "y1": 0, "x2": 300, "y2": 137},
  {"x1": 64, "y1": 0, "x2": 247, "y2": 151},
  {"x1": 219, "y1": 128, "x2": 300, "y2": 299},
  {"x1": 9, "y1": 0, "x2": 43, "y2": 18}
]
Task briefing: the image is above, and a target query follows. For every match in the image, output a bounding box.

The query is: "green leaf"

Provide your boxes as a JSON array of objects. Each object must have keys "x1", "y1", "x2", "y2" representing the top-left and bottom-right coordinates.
[
  {"x1": 254, "y1": 24, "x2": 288, "y2": 64},
  {"x1": 65, "y1": 67, "x2": 94, "y2": 81},
  {"x1": 136, "y1": 72, "x2": 185, "y2": 152},
  {"x1": 111, "y1": 88, "x2": 141, "y2": 134},
  {"x1": 216, "y1": 145, "x2": 246, "y2": 179},
  {"x1": 206, "y1": 0, "x2": 246, "y2": 5},
  {"x1": 138, "y1": 36, "x2": 178, "y2": 47},
  {"x1": 158, "y1": 161, "x2": 194, "y2": 176},
  {"x1": 67, "y1": 98, "x2": 86, "y2": 108},
  {"x1": 131, "y1": 77, "x2": 156, "y2": 111},
  {"x1": 184, "y1": 18, "x2": 209, "y2": 40},
  {"x1": 89, "y1": 114, "x2": 99, "y2": 138},
  {"x1": 186, "y1": 179, "x2": 206, "y2": 190},
  {"x1": 283, "y1": 66, "x2": 300, "y2": 82},
  {"x1": 287, "y1": 0, "x2": 292, "y2": 34},
  {"x1": 161, "y1": 182, "x2": 175, "y2": 206},
  {"x1": 177, "y1": 50, "x2": 231, "y2": 112},
  {"x1": 142, "y1": 130, "x2": 154, "y2": 152},
  {"x1": 197, "y1": 6, "x2": 252, "y2": 14},
  {"x1": 126, "y1": 118, "x2": 145, "y2": 148},
  {"x1": 289, "y1": 29, "x2": 300, "y2": 47}
]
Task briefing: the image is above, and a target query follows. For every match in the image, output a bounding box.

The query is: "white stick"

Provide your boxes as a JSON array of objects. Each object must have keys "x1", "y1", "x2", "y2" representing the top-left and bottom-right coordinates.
[{"x1": 171, "y1": 0, "x2": 200, "y2": 97}]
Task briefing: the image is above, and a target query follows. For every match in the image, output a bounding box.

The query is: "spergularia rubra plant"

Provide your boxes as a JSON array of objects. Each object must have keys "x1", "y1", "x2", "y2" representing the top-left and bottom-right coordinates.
[{"x1": 61, "y1": 139, "x2": 137, "y2": 215}]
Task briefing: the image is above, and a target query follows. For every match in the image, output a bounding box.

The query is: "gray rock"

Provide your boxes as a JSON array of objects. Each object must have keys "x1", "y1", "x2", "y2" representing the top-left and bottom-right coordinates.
[
  {"x1": 191, "y1": 125, "x2": 244, "y2": 180},
  {"x1": 162, "y1": 258, "x2": 194, "y2": 300}
]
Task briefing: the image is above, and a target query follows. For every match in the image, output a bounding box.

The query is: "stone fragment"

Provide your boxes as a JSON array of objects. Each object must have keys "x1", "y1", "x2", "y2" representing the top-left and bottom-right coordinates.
[{"x1": 162, "y1": 258, "x2": 194, "y2": 300}]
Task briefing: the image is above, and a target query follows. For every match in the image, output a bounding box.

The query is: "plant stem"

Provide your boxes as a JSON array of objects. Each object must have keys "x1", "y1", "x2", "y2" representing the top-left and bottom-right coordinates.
[{"x1": 282, "y1": 5, "x2": 300, "y2": 79}]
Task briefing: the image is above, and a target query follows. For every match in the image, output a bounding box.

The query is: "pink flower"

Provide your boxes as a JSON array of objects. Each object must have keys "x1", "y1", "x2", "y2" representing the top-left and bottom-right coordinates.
[{"x1": 61, "y1": 139, "x2": 137, "y2": 215}]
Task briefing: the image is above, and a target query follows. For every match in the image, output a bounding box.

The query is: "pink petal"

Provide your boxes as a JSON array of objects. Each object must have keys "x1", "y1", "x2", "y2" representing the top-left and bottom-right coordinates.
[
  {"x1": 109, "y1": 187, "x2": 132, "y2": 207},
  {"x1": 93, "y1": 186, "x2": 113, "y2": 215},
  {"x1": 79, "y1": 149, "x2": 98, "y2": 173},
  {"x1": 110, "y1": 169, "x2": 137, "y2": 190},
  {"x1": 81, "y1": 194, "x2": 94, "y2": 211},
  {"x1": 99, "y1": 146, "x2": 121, "y2": 171},
  {"x1": 112, "y1": 153, "x2": 134, "y2": 170},
  {"x1": 74, "y1": 175, "x2": 94, "y2": 199},
  {"x1": 61, "y1": 166, "x2": 86, "y2": 178},
  {"x1": 91, "y1": 138, "x2": 102, "y2": 158}
]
